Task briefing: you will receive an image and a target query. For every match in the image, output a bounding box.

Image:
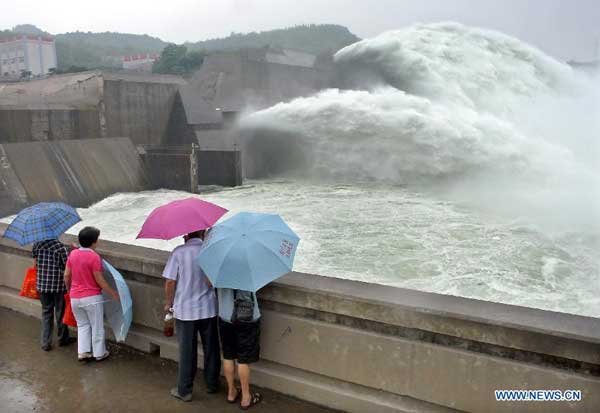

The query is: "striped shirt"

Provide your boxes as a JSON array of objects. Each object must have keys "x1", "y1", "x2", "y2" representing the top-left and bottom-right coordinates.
[
  {"x1": 163, "y1": 238, "x2": 216, "y2": 321},
  {"x1": 32, "y1": 239, "x2": 69, "y2": 293}
]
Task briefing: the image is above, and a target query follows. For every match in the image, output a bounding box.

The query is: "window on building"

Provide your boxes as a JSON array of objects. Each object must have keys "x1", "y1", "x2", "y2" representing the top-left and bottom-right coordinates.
[{"x1": 19, "y1": 57, "x2": 24, "y2": 63}]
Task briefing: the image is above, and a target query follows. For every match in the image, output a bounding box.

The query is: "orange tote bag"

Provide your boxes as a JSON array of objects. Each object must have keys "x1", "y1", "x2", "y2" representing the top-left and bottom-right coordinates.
[
  {"x1": 19, "y1": 267, "x2": 39, "y2": 299},
  {"x1": 62, "y1": 293, "x2": 77, "y2": 327}
]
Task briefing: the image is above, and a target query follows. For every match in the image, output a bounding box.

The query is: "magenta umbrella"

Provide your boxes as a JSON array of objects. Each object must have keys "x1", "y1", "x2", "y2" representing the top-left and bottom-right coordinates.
[{"x1": 136, "y1": 198, "x2": 228, "y2": 240}]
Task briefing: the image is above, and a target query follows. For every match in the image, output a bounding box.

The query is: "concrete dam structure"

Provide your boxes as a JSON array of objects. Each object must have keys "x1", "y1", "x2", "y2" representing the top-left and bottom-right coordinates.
[
  {"x1": 0, "y1": 137, "x2": 147, "y2": 216},
  {"x1": 0, "y1": 49, "x2": 333, "y2": 196},
  {"x1": 0, "y1": 228, "x2": 598, "y2": 412},
  {"x1": 0, "y1": 71, "x2": 185, "y2": 145}
]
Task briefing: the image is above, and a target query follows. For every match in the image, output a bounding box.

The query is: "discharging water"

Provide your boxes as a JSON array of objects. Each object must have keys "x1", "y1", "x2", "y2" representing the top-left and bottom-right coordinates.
[{"x1": 67, "y1": 180, "x2": 600, "y2": 318}]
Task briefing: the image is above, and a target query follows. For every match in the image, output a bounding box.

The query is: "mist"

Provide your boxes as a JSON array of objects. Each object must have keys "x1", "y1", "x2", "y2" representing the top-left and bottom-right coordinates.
[{"x1": 239, "y1": 22, "x2": 600, "y2": 233}]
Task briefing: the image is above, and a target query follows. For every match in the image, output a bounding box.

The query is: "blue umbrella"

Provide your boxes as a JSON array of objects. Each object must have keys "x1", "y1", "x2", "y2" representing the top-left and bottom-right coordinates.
[
  {"x1": 197, "y1": 212, "x2": 300, "y2": 292},
  {"x1": 102, "y1": 259, "x2": 132, "y2": 343},
  {"x1": 3, "y1": 202, "x2": 81, "y2": 246}
]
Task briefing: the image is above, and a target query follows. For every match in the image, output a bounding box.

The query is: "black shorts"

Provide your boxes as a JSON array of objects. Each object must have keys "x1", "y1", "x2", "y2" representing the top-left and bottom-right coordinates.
[{"x1": 219, "y1": 318, "x2": 260, "y2": 364}]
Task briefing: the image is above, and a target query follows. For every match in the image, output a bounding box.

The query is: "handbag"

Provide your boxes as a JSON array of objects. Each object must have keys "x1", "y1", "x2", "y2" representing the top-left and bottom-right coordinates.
[
  {"x1": 62, "y1": 293, "x2": 77, "y2": 327},
  {"x1": 232, "y1": 289, "x2": 255, "y2": 324},
  {"x1": 19, "y1": 267, "x2": 39, "y2": 299}
]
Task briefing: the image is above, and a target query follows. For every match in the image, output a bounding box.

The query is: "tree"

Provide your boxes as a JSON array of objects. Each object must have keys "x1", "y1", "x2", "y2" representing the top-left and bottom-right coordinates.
[{"x1": 152, "y1": 44, "x2": 204, "y2": 75}]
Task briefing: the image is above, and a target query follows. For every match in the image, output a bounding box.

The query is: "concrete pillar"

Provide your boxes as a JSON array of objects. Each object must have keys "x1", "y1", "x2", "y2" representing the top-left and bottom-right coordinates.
[{"x1": 190, "y1": 143, "x2": 198, "y2": 193}]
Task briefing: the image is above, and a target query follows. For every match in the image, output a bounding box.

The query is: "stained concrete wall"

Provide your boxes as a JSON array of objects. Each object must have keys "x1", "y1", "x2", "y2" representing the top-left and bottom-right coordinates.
[
  {"x1": 0, "y1": 137, "x2": 148, "y2": 216},
  {"x1": 142, "y1": 146, "x2": 193, "y2": 192},
  {"x1": 102, "y1": 79, "x2": 180, "y2": 146},
  {"x1": 189, "y1": 50, "x2": 332, "y2": 113},
  {"x1": 1, "y1": 230, "x2": 599, "y2": 413},
  {"x1": 142, "y1": 145, "x2": 242, "y2": 190},
  {"x1": 0, "y1": 109, "x2": 102, "y2": 142},
  {"x1": 0, "y1": 71, "x2": 185, "y2": 146},
  {"x1": 197, "y1": 150, "x2": 242, "y2": 187}
]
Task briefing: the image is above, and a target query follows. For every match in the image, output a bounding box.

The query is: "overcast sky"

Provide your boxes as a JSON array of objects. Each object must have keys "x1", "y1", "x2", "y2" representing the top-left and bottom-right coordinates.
[{"x1": 4, "y1": 0, "x2": 599, "y2": 61}]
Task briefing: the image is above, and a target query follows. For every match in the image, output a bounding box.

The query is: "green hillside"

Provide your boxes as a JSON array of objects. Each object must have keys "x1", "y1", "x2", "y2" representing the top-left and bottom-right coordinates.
[
  {"x1": 3, "y1": 24, "x2": 360, "y2": 73},
  {"x1": 54, "y1": 32, "x2": 167, "y2": 71},
  {"x1": 187, "y1": 24, "x2": 360, "y2": 54}
]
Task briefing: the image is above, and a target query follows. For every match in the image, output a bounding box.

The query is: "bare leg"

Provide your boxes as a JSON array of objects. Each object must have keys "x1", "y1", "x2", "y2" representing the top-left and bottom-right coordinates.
[
  {"x1": 238, "y1": 363, "x2": 251, "y2": 406},
  {"x1": 223, "y1": 359, "x2": 237, "y2": 401}
]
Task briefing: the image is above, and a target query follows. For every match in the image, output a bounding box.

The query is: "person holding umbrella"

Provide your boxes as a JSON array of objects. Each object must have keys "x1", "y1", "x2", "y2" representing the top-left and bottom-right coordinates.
[
  {"x1": 198, "y1": 212, "x2": 300, "y2": 410},
  {"x1": 3, "y1": 202, "x2": 82, "y2": 352},
  {"x1": 33, "y1": 237, "x2": 74, "y2": 351},
  {"x1": 64, "y1": 227, "x2": 119, "y2": 362},
  {"x1": 136, "y1": 198, "x2": 228, "y2": 401},
  {"x1": 217, "y1": 286, "x2": 262, "y2": 409},
  {"x1": 163, "y1": 230, "x2": 221, "y2": 401}
]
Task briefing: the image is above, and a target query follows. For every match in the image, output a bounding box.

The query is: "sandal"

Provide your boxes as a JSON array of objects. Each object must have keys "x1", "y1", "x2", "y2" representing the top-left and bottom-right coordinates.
[
  {"x1": 227, "y1": 388, "x2": 241, "y2": 404},
  {"x1": 240, "y1": 393, "x2": 262, "y2": 410}
]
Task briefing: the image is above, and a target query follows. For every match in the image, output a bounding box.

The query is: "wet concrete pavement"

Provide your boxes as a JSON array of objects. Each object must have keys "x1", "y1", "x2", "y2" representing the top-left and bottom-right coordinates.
[{"x1": 0, "y1": 308, "x2": 335, "y2": 413}]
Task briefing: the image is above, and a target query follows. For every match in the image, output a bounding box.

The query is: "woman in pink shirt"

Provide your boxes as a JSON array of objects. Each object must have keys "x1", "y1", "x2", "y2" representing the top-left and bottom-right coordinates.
[{"x1": 64, "y1": 227, "x2": 119, "y2": 361}]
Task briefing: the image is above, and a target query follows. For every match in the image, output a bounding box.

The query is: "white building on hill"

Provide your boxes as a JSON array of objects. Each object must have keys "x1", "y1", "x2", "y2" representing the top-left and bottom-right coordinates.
[{"x1": 0, "y1": 35, "x2": 57, "y2": 78}]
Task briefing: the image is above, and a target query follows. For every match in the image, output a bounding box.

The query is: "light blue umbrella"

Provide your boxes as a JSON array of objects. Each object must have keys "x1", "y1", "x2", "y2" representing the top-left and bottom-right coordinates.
[
  {"x1": 3, "y1": 202, "x2": 81, "y2": 246},
  {"x1": 197, "y1": 212, "x2": 300, "y2": 292},
  {"x1": 102, "y1": 259, "x2": 132, "y2": 342}
]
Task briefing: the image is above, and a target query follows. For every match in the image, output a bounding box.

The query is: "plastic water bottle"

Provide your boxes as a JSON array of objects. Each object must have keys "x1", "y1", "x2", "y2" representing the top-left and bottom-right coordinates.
[{"x1": 163, "y1": 309, "x2": 174, "y2": 337}]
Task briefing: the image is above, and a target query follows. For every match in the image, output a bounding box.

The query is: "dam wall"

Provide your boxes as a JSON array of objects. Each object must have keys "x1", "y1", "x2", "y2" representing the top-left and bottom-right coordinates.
[
  {"x1": 102, "y1": 74, "x2": 183, "y2": 146},
  {"x1": 190, "y1": 49, "x2": 332, "y2": 113},
  {"x1": 142, "y1": 145, "x2": 242, "y2": 190},
  {"x1": 0, "y1": 137, "x2": 148, "y2": 216},
  {"x1": 0, "y1": 108, "x2": 102, "y2": 142},
  {"x1": 1, "y1": 226, "x2": 598, "y2": 413},
  {"x1": 0, "y1": 71, "x2": 185, "y2": 145}
]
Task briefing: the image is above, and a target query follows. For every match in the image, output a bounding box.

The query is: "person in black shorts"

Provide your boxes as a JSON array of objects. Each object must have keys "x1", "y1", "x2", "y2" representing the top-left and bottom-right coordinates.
[{"x1": 217, "y1": 288, "x2": 262, "y2": 410}]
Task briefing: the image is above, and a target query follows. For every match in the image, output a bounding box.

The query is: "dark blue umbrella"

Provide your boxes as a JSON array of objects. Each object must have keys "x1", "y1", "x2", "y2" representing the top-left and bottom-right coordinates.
[{"x1": 3, "y1": 202, "x2": 81, "y2": 246}]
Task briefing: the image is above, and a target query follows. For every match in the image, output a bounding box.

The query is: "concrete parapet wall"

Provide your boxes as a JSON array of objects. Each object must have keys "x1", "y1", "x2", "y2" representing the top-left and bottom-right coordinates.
[
  {"x1": 0, "y1": 137, "x2": 148, "y2": 216},
  {"x1": 1, "y1": 227, "x2": 599, "y2": 412}
]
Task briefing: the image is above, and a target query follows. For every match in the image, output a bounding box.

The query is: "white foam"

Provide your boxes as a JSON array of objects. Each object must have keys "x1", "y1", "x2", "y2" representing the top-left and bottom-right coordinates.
[
  {"x1": 57, "y1": 181, "x2": 599, "y2": 318},
  {"x1": 240, "y1": 22, "x2": 600, "y2": 233}
]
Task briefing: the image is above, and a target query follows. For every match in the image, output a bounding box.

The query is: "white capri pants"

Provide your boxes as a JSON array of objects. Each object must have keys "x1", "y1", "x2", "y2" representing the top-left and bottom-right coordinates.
[{"x1": 71, "y1": 294, "x2": 106, "y2": 358}]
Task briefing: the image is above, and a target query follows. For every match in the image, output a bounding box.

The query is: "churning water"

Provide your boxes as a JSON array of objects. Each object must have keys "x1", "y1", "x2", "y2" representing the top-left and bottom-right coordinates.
[
  {"x1": 11, "y1": 23, "x2": 600, "y2": 317},
  {"x1": 235, "y1": 23, "x2": 600, "y2": 316}
]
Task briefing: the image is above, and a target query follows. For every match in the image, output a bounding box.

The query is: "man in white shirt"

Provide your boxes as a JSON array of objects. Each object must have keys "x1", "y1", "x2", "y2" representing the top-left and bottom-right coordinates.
[{"x1": 163, "y1": 230, "x2": 220, "y2": 402}]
